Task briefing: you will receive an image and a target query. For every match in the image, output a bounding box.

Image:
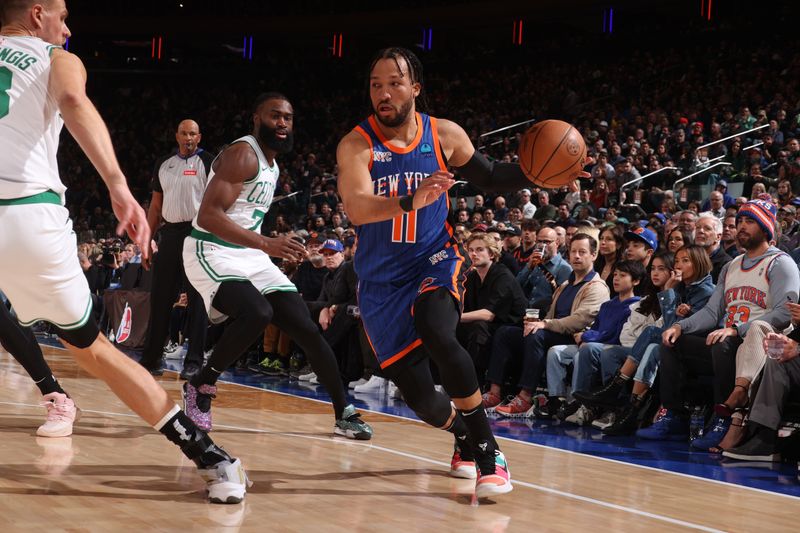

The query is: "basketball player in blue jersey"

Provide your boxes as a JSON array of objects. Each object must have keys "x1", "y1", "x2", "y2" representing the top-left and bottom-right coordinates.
[{"x1": 337, "y1": 48, "x2": 586, "y2": 498}]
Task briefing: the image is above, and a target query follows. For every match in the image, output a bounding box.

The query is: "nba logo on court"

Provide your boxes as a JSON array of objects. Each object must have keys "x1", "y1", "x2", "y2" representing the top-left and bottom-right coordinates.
[{"x1": 116, "y1": 303, "x2": 132, "y2": 343}]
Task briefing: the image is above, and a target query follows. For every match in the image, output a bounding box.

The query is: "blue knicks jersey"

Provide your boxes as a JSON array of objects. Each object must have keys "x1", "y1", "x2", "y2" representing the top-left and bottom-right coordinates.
[{"x1": 352, "y1": 112, "x2": 453, "y2": 282}]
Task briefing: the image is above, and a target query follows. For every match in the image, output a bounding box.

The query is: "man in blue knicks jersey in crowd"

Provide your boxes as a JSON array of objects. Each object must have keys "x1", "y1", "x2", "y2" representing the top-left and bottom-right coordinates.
[{"x1": 337, "y1": 47, "x2": 588, "y2": 498}]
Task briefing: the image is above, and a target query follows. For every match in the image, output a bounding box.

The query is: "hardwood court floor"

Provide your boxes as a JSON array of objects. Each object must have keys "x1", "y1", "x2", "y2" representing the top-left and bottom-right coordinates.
[{"x1": 0, "y1": 347, "x2": 798, "y2": 532}]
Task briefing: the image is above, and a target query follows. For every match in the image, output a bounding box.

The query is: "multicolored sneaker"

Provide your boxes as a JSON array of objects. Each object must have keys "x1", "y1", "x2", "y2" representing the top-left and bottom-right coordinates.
[
  {"x1": 475, "y1": 450, "x2": 513, "y2": 499},
  {"x1": 37, "y1": 392, "x2": 80, "y2": 438},
  {"x1": 494, "y1": 395, "x2": 533, "y2": 418},
  {"x1": 198, "y1": 457, "x2": 251, "y2": 504},
  {"x1": 449, "y1": 445, "x2": 477, "y2": 479},
  {"x1": 334, "y1": 404, "x2": 373, "y2": 440},
  {"x1": 183, "y1": 382, "x2": 216, "y2": 432}
]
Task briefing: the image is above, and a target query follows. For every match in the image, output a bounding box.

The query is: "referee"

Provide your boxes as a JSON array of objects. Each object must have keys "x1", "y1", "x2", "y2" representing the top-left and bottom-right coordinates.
[{"x1": 139, "y1": 119, "x2": 212, "y2": 379}]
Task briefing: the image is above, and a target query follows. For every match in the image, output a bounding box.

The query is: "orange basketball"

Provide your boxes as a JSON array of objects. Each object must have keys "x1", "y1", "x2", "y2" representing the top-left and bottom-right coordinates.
[{"x1": 517, "y1": 119, "x2": 587, "y2": 188}]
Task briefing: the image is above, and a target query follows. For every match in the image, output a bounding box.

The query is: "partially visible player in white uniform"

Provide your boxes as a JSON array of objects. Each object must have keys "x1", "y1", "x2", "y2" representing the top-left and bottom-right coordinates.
[
  {"x1": 182, "y1": 92, "x2": 372, "y2": 440},
  {"x1": 0, "y1": 0, "x2": 249, "y2": 503}
]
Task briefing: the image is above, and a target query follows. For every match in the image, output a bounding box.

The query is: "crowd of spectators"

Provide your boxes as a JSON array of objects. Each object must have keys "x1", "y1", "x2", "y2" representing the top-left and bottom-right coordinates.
[{"x1": 56, "y1": 31, "x2": 800, "y2": 468}]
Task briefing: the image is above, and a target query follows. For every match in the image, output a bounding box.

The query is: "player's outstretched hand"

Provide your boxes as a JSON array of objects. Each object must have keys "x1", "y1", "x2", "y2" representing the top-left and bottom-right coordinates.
[
  {"x1": 412, "y1": 171, "x2": 456, "y2": 210},
  {"x1": 262, "y1": 235, "x2": 307, "y2": 262},
  {"x1": 109, "y1": 182, "x2": 151, "y2": 264}
]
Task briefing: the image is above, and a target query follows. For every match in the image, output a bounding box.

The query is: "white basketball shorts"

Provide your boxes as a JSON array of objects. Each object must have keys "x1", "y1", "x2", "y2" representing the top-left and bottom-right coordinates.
[
  {"x1": 0, "y1": 201, "x2": 92, "y2": 329},
  {"x1": 183, "y1": 235, "x2": 296, "y2": 324}
]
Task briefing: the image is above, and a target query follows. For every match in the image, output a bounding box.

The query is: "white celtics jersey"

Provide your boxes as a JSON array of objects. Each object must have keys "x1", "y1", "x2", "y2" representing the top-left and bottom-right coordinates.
[
  {"x1": 0, "y1": 36, "x2": 66, "y2": 200},
  {"x1": 723, "y1": 251, "x2": 783, "y2": 328},
  {"x1": 192, "y1": 135, "x2": 278, "y2": 239}
]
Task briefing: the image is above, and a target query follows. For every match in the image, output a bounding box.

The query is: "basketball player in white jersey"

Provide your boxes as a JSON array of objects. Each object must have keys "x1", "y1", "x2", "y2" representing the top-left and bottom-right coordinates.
[
  {"x1": 181, "y1": 92, "x2": 372, "y2": 440},
  {"x1": 0, "y1": 0, "x2": 249, "y2": 503},
  {"x1": 646, "y1": 199, "x2": 800, "y2": 451}
]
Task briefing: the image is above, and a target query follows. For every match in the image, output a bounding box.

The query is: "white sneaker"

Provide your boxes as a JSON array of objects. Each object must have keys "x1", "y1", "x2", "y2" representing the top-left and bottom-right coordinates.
[
  {"x1": 348, "y1": 377, "x2": 368, "y2": 389},
  {"x1": 354, "y1": 375, "x2": 386, "y2": 393},
  {"x1": 198, "y1": 458, "x2": 251, "y2": 504},
  {"x1": 309, "y1": 374, "x2": 319, "y2": 385},
  {"x1": 298, "y1": 371, "x2": 317, "y2": 382},
  {"x1": 591, "y1": 410, "x2": 616, "y2": 430},
  {"x1": 387, "y1": 381, "x2": 403, "y2": 400},
  {"x1": 37, "y1": 392, "x2": 80, "y2": 438},
  {"x1": 164, "y1": 342, "x2": 186, "y2": 360},
  {"x1": 565, "y1": 405, "x2": 595, "y2": 426}
]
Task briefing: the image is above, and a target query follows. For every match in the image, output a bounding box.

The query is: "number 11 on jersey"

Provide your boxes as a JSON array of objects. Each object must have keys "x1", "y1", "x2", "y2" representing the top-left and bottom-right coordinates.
[{"x1": 391, "y1": 211, "x2": 417, "y2": 243}]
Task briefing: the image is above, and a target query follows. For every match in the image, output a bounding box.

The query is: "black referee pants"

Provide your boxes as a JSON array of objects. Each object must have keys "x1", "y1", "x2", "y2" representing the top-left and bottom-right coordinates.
[{"x1": 140, "y1": 222, "x2": 207, "y2": 367}]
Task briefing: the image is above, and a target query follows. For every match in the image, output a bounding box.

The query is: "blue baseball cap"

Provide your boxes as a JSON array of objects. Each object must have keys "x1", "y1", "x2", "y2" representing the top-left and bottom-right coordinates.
[
  {"x1": 321, "y1": 239, "x2": 344, "y2": 254},
  {"x1": 624, "y1": 227, "x2": 658, "y2": 251}
]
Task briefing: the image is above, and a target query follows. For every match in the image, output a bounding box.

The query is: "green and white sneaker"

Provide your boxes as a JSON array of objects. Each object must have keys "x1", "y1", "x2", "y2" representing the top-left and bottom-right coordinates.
[{"x1": 334, "y1": 404, "x2": 373, "y2": 440}]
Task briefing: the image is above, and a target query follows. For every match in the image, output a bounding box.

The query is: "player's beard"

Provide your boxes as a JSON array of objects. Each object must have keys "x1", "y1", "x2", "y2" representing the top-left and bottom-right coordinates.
[
  {"x1": 374, "y1": 99, "x2": 413, "y2": 128},
  {"x1": 257, "y1": 123, "x2": 294, "y2": 153}
]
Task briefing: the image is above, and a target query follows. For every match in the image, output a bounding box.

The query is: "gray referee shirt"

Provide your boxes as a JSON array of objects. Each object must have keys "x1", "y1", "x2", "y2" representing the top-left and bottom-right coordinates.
[{"x1": 151, "y1": 149, "x2": 214, "y2": 223}]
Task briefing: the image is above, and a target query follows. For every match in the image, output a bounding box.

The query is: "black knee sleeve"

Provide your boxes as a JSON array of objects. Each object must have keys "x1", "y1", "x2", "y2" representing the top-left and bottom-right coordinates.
[
  {"x1": 387, "y1": 355, "x2": 453, "y2": 428},
  {"x1": 404, "y1": 389, "x2": 452, "y2": 428},
  {"x1": 57, "y1": 320, "x2": 100, "y2": 349}
]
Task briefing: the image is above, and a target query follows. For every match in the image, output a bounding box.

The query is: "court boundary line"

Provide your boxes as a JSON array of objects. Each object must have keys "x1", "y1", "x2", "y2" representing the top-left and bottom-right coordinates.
[
  {"x1": 0, "y1": 398, "x2": 723, "y2": 532},
  {"x1": 203, "y1": 378, "x2": 800, "y2": 502},
  {"x1": 25, "y1": 344, "x2": 800, "y2": 502}
]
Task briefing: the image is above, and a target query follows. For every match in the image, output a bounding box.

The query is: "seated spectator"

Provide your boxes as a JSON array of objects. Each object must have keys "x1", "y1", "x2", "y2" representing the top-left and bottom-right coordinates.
[
  {"x1": 511, "y1": 219, "x2": 538, "y2": 271},
  {"x1": 515, "y1": 227, "x2": 573, "y2": 316},
  {"x1": 776, "y1": 178, "x2": 794, "y2": 207},
  {"x1": 482, "y1": 208, "x2": 497, "y2": 228},
  {"x1": 581, "y1": 247, "x2": 714, "y2": 434},
  {"x1": 533, "y1": 191, "x2": 557, "y2": 223},
  {"x1": 678, "y1": 210, "x2": 698, "y2": 234},
  {"x1": 486, "y1": 227, "x2": 519, "y2": 274},
  {"x1": 493, "y1": 195, "x2": 508, "y2": 221},
  {"x1": 519, "y1": 189, "x2": 536, "y2": 219},
  {"x1": 483, "y1": 234, "x2": 609, "y2": 416},
  {"x1": 624, "y1": 227, "x2": 657, "y2": 294},
  {"x1": 777, "y1": 204, "x2": 800, "y2": 251},
  {"x1": 554, "y1": 202, "x2": 576, "y2": 228},
  {"x1": 645, "y1": 200, "x2": 800, "y2": 453},
  {"x1": 723, "y1": 323, "x2": 800, "y2": 462},
  {"x1": 544, "y1": 260, "x2": 644, "y2": 425},
  {"x1": 666, "y1": 227, "x2": 694, "y2": 254},
  {"x1": 588, "y1": 177, "x2": 609, "y2": 213},
  {"x1": 703, "y1": 191, "x2": 728, "y2": 220},
  {"x1": 694, "y1": 213, "x2": 732, "y2": 283},
  {"x1": 458, "y1": 233, "x2": 527, "y2": 381},
  {"x1": 721, "y1": 214, "x2": 740, "y2": 257},
  {"x1": 292, "y1": 234, "x2": 328, "y2": 302},
  {"x1": 571, "y1": 189, "x2": 596, "y2": 219},
  {"x1": 594, "y1": 225, "x2": 624, "y2": 297}
]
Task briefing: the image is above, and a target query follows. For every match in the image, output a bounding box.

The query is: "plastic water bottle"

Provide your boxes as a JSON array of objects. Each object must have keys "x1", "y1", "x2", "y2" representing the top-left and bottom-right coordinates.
[{"x1": 689, "y1": 406, "x2": 705, "y2": 442}]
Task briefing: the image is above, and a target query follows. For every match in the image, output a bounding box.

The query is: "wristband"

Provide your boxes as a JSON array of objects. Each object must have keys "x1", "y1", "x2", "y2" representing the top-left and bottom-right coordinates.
[{"x1": 399, "y1": 194, "x2": 414, "y2": 212}]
